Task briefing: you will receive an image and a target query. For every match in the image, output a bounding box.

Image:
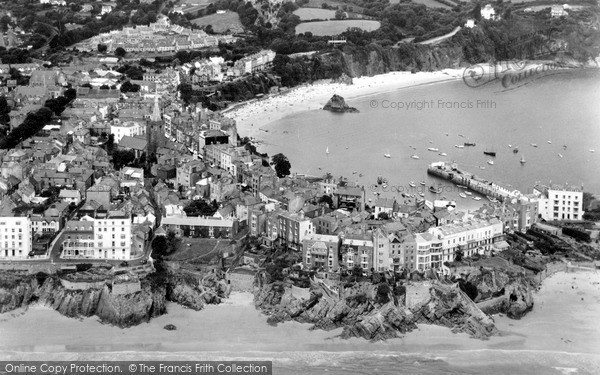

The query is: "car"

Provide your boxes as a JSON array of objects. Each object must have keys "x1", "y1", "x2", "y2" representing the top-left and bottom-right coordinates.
[{"x1": 120, "y1": 261, "x2": 129, "y2": 267}]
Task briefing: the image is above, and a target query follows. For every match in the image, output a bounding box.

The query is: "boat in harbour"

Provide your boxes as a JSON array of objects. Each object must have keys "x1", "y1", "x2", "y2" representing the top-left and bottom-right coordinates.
[
  {"x1": 548, "y1": 140, "x2": 552, "y2": 144},
  {"x1": 558, "y1": 153, "x2": 563, "y2": 158},
  {"x1": 520, "y1": 155, "x2": 526, "y2": 164},
  {"x1": 472, "y1": 196, "x2": 482, "y2": 201},
  {"x1": 483, "y1": 149, "x2": 496, "y2": 156},
  {"x1": 590, "y1": 149, "x2": 596, "y2": 153},
  {"x1": 419, "y1": 193, "x2": 425, "y2": 197},
  {"x1": 455, "y1": 145, "x2": 464, "y2": 149},
  {"x1": 531, "y1": 143, "x2": 537, "y2": 147},
  {"x1": 487, "y1": 196, "x2": 499, "y2": 203},
  {"x1": 464, "y1": 141, "x2": 476, "y2": 146},
  {"x1": 439, "y1": 152, "x2": 447, "y2": 156},
  {"x1": 487, "y1": 159, "x2": 494, "y2": 165},
  {"x1": 513, "y1": 148, "x2": 519, "y2": 153},
  {"x1": 409, "y1": 181, "x2": 416, "y2": 188},
  {"x1": 459, "y1": 193, "x2": 467, "y2": 198},
  {"x1": 411, "y1": 155, "x2": 420, "y2": 159},
  {"x1": 465, "y1": 191, "x2": 472, "y2": 196},
  {"x1": 427, "y1": 147, "x2": 439, "y2": 152},
  {"x1": 384, "y1": 153, "x2": 391, "y2": 158},
  {"x1": 326, "y1": 147, "x2": 329, "y2": 155},
  {"x1": 429, "y1": 186, "x2": 442, "y2": 194},
  {"x1": 419, "y1": 181, "x2": 426, "y2": 186}
]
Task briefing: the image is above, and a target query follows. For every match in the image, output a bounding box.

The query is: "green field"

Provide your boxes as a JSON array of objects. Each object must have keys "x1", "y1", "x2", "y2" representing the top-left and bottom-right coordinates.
[
  {"x1": 191, "y1": 12, "x2": 244, "y2": 33},
  {"x1": 293, "y1": 8, "x2": 337, "y2": 21},
  {"x1": 410, "y1": 0, "x2": 453, "y2": 9},
  {"x1": 295, "y1": 20, "x2": 381, "y2": 36}
]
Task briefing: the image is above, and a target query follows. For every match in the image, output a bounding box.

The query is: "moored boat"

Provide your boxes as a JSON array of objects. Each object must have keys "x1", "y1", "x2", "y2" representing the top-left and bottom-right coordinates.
[
  {"x1": 484, "y1": 150, "x2": 496, "y2": 156},
  {"x1": 411, "y1": 155, "x2": 419, "y2": 159},
  {"x1": 427, "y1": 147, "x2": 439, "y2": 152},
  {"x1": 409, "y1": 181, "x2": 416, "y2": 188},
  {"x1": 487, "y1": 159, "x2": 494, "y2": 165},
  {"x1": 459, "y1": 193, "x2": 467, "y2": 198}
]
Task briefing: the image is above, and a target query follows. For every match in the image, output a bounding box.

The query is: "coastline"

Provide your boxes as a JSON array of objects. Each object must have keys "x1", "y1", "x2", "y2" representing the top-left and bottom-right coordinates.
[
  {"x1": 1, "y1": 269, "x2": 599, "y2": 363},
  {"x1": 223, "y1": 69, "x2": 464, "y2": 141}
]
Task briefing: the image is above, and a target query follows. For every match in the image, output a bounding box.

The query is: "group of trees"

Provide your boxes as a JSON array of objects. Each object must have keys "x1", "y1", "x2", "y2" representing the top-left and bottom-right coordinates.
[
  {"x1": 183, "y1": 199, "x2": 219, "y2": 217},
  {"x1": 0, "y1": 107, "x2": 54, "y2": 149},
  {"x1": 271, "y1": 153, "x2": 291, "y2": 178},
  {"x1": 44, "y1": 88, "x2": 76, "y2": 116},
  {"x1": 151, "y1": 231, "x2": 181, "y2": 259}
]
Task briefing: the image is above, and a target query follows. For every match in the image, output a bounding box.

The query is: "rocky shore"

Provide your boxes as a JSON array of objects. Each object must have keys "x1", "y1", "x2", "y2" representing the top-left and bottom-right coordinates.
[{"x1": 0, "y1": 263, "x2": 230, "y2": 328}]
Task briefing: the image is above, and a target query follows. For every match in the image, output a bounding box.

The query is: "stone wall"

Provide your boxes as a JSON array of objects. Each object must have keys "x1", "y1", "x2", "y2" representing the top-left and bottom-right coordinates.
[
  {"x1": 60, "y1": 279, "x2": 106, "y2": 291},
  {"x1": 112, "y1": 281, "x2": 142, "y2": 295}
]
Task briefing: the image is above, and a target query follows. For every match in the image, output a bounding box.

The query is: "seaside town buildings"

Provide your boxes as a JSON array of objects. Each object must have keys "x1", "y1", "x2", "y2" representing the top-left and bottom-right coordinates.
[{"x1": 533, "y1": 184, "x2": 584, "y2": 221}]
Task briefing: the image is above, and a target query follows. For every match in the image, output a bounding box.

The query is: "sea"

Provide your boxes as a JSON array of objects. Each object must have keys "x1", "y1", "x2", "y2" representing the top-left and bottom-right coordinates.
[{"x1": 255, "y1": 68, "x2": 600, "y2": 207}]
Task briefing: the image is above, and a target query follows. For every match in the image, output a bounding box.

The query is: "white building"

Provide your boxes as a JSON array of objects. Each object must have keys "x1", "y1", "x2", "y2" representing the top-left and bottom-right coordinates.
[
  {"x1": 0, "y1": 217, "x2": 32, "y2": 259},
  {"x1": 111, "y1": 121, "x2": 146, "y2": 143},
  {"x1": 465, "y1": 19, "x2": 475, "y2": 28},
  {"x1": 414, "y1": 218, "x2": 504, "y2": 272},
  {"x1": 62, "y1": 214, "x2": 132, "y2": 260},
  {"x1": 551, "y1": 5, "x2": 568, "y2": 18},
  {"x1": 533, "y1": 184, "x2": 584, "y2": 221},
  {"x1": 481, "y1": 4, "x2": 496, "y2": 20}
]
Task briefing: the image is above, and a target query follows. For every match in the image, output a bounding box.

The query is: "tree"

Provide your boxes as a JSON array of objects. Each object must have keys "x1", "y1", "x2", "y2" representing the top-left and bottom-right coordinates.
[
  {"x1": 378, "y1": 212, "x2": 390, "y2": 220},
  {"x1": 151, "y1": 236, "x2": 168, "y2": 258},
  {"x1": 271, "y1": 153, "x2": 291, "y2": 178},
  {"x1": 114, "y1": 47, "x2": 126, "y2": 57},
  {"x1": 335, "y1": 9, "x2": 347, "y2": 20},
  {"x1": 0, "y1": 96, "x2": 10, "y2": 125},
  {"x1": 97, "y1": 43, "x2": 108, "y2": 53},
  {"x1": 120, "y1": 81, "x2": 140, "y2": 93},
  {"x1": 318, "y1": 194, "x2": 333, "y2": 208},
  {"x1": 455, "y1": 249, "x2": 464, "y2": 262}
]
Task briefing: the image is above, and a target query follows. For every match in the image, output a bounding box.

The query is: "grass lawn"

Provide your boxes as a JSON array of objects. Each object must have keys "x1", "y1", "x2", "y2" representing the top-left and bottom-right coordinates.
[
  {"x1": 410, "y1": 0, "x2": 453, "y2": 9},
  {"x1": 166, "y1": 237, "x2": 231, "y2": 263},
  {"x1": 304, "y1": 0, "x2": 365, "y2": 13},
  {"x1": 295, "y1": 20, "x2": 381, "y2": 36},
  {"x1": 293, "y1": 8, "x2": 337, "y2": 21},
  {"x1": 191, "y1": 12, "x2": 244, "y2": 33}
]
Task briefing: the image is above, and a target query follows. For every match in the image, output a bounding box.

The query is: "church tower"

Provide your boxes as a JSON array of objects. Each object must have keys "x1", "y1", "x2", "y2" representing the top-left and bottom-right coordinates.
[{"x1": 147, "y1": 87, "x2": 165, "y2": 155}]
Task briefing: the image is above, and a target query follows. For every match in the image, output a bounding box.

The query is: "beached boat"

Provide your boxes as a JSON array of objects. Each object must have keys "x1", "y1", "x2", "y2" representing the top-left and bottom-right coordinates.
[
  {"x1": 382, "y1": 184, "x2": 388, "y2": 188},
  {"x1": 429, "y1": 186, "x2": 442, "y2": 194},
  {"x1": 459, "y1": 193, "x2": 467, "y2": 199},
  {"x1": 487, "y1": 159, "x2": 494, "y2": 165},
  {"x1": 419, "y1": 193, "x2": 425, "y2": 197},
  {"x1": 520, "y1": 155, "x2": 526, "y2": 164},
  {"x1": 409, "y1": 181, "x2": 416, "y2": 188},
  {"x1": 464, "y1": 191, "x2": 472, "y2": 196},
  {"x1": 472, "y1": 196, "x2": 482, "y2": 201},
  {"x1": 411, "y1": 155, "x2": 419, "y2": 159},
  {"x1": 427, "y1": 147, "x2": 439, "y2": 152},
  {"x1": 487, "y1": 196, "x2": 499, "y2": 203},
  {"x1": 419, "y1": 181, "x2": 426, "y2": 186}
]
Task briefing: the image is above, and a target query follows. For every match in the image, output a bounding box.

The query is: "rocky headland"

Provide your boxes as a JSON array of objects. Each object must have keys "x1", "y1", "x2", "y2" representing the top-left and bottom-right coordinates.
[{"x1": 323, "y1": 94, "x2": 359, "y2": 113}]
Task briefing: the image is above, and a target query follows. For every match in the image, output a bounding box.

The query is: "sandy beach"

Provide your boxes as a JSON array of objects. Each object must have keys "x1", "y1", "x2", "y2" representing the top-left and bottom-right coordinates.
[
  {"x1": 223, "y1": 70, "x2": 464, "y2": 140},
  {"x1": 1, "y1": 269, "x2": 599, "y2": 373}
]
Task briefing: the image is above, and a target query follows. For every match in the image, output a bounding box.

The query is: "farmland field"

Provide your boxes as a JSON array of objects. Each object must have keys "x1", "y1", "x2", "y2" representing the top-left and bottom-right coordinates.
[
  {"x1": 293, "y1": 8, "x2": 337, "y2": 20},
  {"x1": 410, "y1": 0, "x2": 453, "y2": 9},
  {"x1": 305, "y1": 0, "x2": 365, "y2": 13},
  {"x1": 191, "y1": 12, "x2": 244, "y2": 33},
  {"x1": 180, "y1": 0, "x2": 212, "y2": 13},
  {"x1": 295, "y1": 20, "x2": 381, "y2": 36}
]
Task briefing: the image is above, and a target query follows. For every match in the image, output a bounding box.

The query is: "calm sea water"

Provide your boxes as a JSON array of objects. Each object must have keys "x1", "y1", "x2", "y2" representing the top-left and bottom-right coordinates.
[{"x1": 258, "y1": 69, "x2": 600, "y2": 205}]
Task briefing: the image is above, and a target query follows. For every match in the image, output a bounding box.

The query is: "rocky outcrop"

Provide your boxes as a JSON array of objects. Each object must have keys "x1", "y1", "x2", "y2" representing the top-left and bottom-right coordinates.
[
  {"x1": 163, "y1": 262, "x2": 230, "y2": 310},
  {"x1": 254, "y1": 278, "x2": 498, "y2": 341},
  {"x1": 0, "y1": 271, "x2": 165, "y2": 327},
  {"x1": 323, "y1": 94, "x2": 359, "y2": 113}
]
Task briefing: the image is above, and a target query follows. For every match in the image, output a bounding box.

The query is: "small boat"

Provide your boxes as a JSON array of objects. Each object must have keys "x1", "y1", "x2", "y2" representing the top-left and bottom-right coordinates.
[
  {"x1": 419, "y1": 181, "x2": 426, "y2": 186},
  {"x1": 484, "y1": 150, "x2": 496, "y2": 157},
  {"x1": 513, "y1": 148, "x2": 519, "y2": 154},
  {"x1": 455, "y1": 145, "x2": 464, "y2": 149},
  {"x1": 445, "y1": 133, "x2": 449, "y2": 136},
  {"x1": 458, "y1": 134, "x2": 464, "y2": 138},
  {"x1": 382, "y1": 184, "x2": 388, "y2": 188},
  {"x1": 346, "y1": 146, "x2": 349, "y2": 149},
  {"x1": 418, "y1": 193, "x2": 425, "y2": 197},
  {"x1": 429, "y1": 141, "x2": 433, "y2": 144},
  {"x1": 439, "y1": 152, "x2": 447, "y2": 156},
  {"x1": 427, "y1": 147, "x2": 439, "y2": 152},
  {"x1": 464, "y1": 142, "x2": 476, "y2": 147},
  {"x1": 487, "y1": 159, "x2": 494, "y2": 165},
  {"x1": 563, "y1": 145, "x2": 567, "y2": 149},
  {"x1": 384, "y1": 153, "x2": 391, "y2": 158},
  {"x1": 459, "y1": 193, "x2": 467, "y2": 199},
  {"x1": 373, "y1": 192, "x2": 380, "y2": 196},
  {"x1": 429, "y1": 186, "x2": 442, "y2": 194},
  {"x1": 368, "y1": 198, "x2": 372, "y2": 202},
  {"x1": 590, "y1": 149, "x2": 596, "y2": 153},
  {"x1": 472, "y1": 196, "x2": 482, "y2": 201},
  {"x1": 457, "y1": 185, "x2": 467, "y2": 189},
  {"x1": 465, "y1": 191, "x2": 472, "y2": 196},
  {"x1": 508, "y1": 144, "x2": 512, "y2": 148},
  {"x1": 520, "y1": 155, "x2": 526, "y2": 164},
  {"x1": 558, "y1": 153, "x2": 563, "y2": 158},
  {"x1": 479, "y1": 166, "x2": 486, "y2": 170},
  {"x1": 326, "y1": 147, "x2": 329, "y2": 155},
  {"x1": 487, "y1": 196, "x2": 499, "y2": 203},
  {"x1": 409, "y1": 181, "x2": 416, "y2": 188},
  {"x1": 548, "y1": 140, "x2": 552, "y2": 144},
  {"x1": 352, "y1": 171, "x2": 357, "y2": 174},
  {"x1": 531, "y1": 143, "x2": 537, "y2": 147},
  {"x1": 411, "y1": 155, "x2": 419, "y2": 159}
]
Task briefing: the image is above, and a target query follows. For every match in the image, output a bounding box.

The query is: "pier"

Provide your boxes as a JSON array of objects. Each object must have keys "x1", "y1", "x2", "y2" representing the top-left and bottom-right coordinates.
[{"x1": 427, "y1": 161, "x2": 523, "y2": 202}]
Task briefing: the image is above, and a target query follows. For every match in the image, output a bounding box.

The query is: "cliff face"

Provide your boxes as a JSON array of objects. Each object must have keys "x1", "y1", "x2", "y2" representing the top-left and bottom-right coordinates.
[
  {"x1": 254, "y1": 279, "x2": 498, "y2": 341},
  {"x1": 163, "y1": 263, "x2": 230, "y2": 310},
  {"x1": 0, "y1": 272, "x2": 165, "y2": 327},
  {"x1": 465, "y1": 268, "x2": 535, "y2": 319}
]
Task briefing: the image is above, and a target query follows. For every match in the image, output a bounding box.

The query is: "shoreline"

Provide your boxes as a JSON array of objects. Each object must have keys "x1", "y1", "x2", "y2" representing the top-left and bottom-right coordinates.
[
  {"x1": 223, "y1": 69, "x2": 464, "y2": 141},
  {"x1": 1, "y1": 269, "x2": 599, "y2": 360}
]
